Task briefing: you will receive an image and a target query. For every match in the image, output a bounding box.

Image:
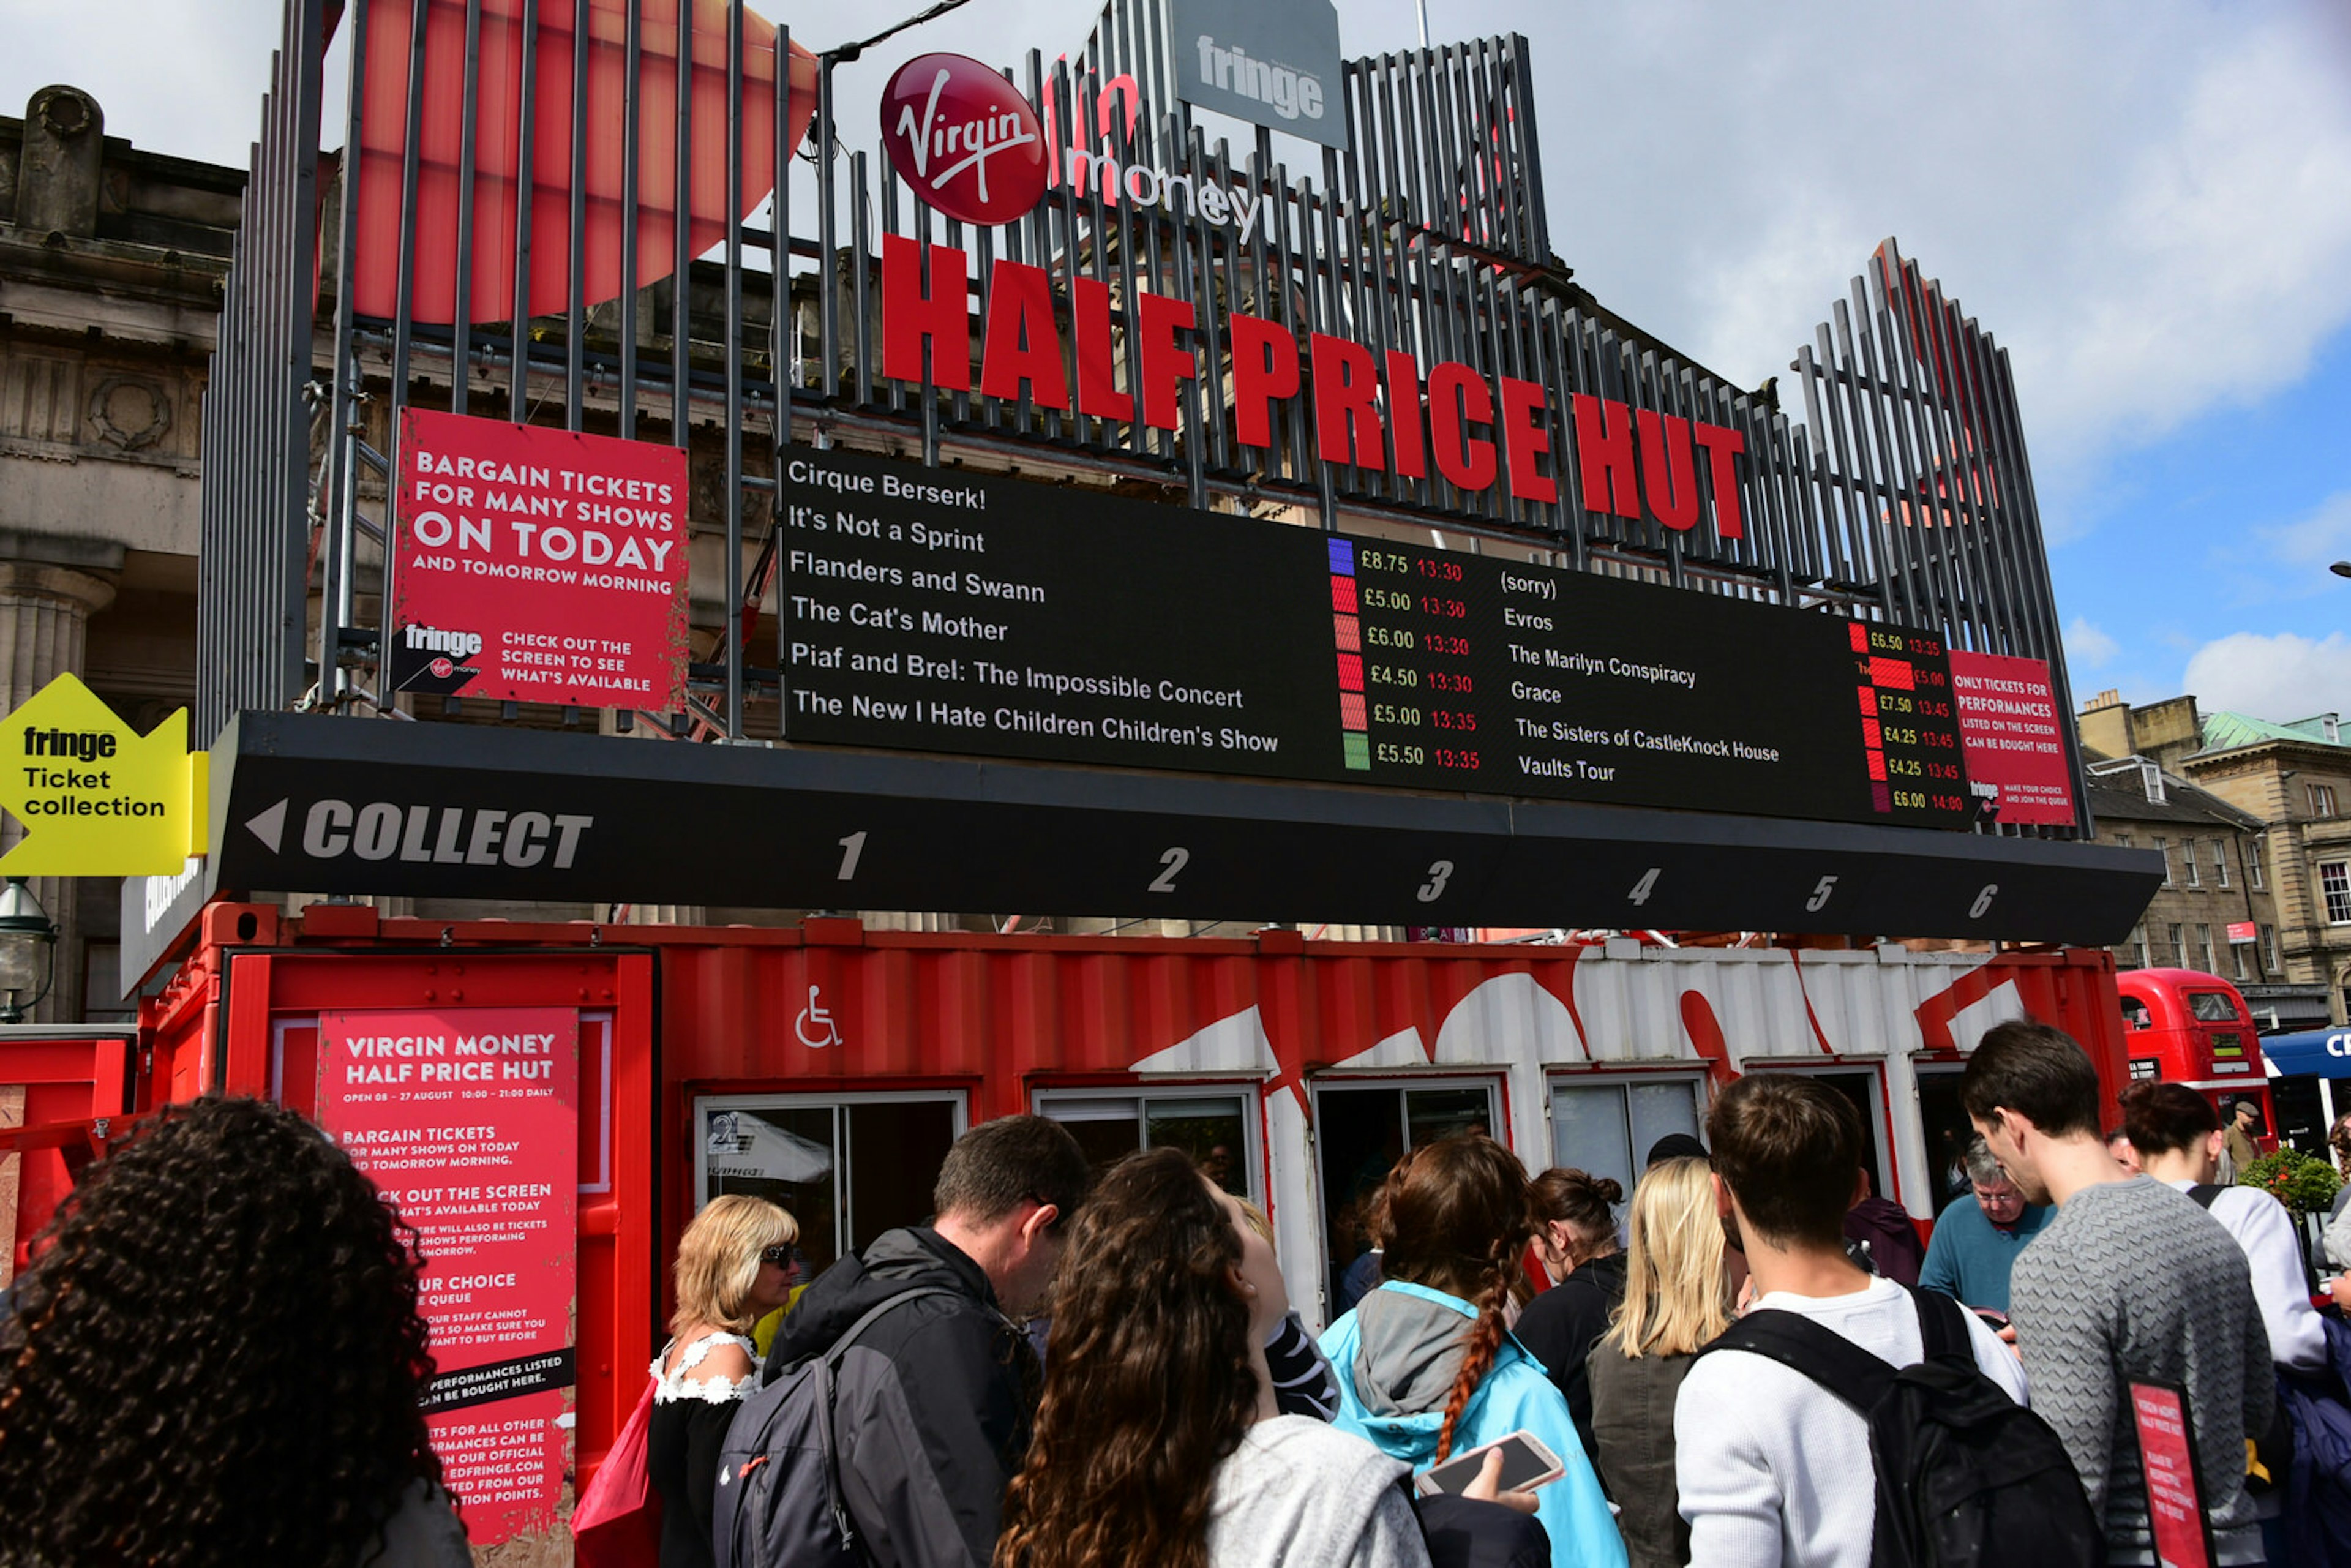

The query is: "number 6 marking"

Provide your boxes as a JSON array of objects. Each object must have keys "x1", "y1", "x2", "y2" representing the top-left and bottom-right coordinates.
[
  {"x1": 1970, "y1": 883, "x2": 1998, "y2": 920},
  {"x1": 836, "y1": 831, "x2": 867, "y2": 880},
  {"x1": 1149, "y1": 846, "x2": 1190, "y2": 894},
  {"x1": 1417, "y1": 860, "x2": 1455, "y2": 902}
]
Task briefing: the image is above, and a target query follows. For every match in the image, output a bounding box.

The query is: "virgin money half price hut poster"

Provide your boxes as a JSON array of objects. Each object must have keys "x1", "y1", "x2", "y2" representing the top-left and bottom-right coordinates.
[
  {"x1": 317, "y1": 1006, "x2": 579, "y2": 1548},
  {"x1": 390, "y1": 408, "x2": 690, "y2": 711}
]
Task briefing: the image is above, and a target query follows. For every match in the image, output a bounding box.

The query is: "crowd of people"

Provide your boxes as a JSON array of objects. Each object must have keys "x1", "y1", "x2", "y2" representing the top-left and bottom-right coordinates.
[{"x1": 0, "y1": 1018, "x2": 2344, "y2": 1567}]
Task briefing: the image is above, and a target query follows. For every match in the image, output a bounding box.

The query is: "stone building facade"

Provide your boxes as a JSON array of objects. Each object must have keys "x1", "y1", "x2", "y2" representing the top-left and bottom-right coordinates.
[
  {"x1": 2080, "y1": 689, "x2": 2344, "y2": 1030},
  {"x1": 0, "y1": 86, "x2": 239, "y2": 1022}
]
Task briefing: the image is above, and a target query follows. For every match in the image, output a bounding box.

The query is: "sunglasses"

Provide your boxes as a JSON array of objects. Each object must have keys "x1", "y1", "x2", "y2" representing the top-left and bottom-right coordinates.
[{"x1": 760, "y1": 1244, "x2": 798, "y2": 1269}]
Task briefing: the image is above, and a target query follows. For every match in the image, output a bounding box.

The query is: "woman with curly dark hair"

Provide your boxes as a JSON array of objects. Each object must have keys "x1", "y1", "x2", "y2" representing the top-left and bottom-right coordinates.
[
  {"x1": 1320, "y1": 1136, "x2": 1626, "y2": 1568},
  {"x1": 0, "y1": 1095, "x2": 465, "y2": 1568},
  {"x1": 996, "y1": 1147, "x2": 1430, "y2": 1568}
]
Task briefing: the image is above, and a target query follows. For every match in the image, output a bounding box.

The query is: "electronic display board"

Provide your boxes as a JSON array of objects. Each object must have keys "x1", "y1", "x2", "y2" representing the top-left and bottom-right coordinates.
[{"x1": 776, "y1": 448, "x2": 1973, "y2": 830}]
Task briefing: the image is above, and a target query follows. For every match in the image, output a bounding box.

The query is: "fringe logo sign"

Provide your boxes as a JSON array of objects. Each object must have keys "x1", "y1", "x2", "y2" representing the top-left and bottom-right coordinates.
[{"x1": 881, "y1": 53, "x2": 1049, "y2": 227}]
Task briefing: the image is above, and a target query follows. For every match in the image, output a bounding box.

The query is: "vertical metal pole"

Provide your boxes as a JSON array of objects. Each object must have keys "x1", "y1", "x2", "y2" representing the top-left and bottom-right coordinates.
[
  {"x1": 452, "y1": 0, "x2": 484, "y2": 416},
  {"x1": 510, "y1": 0, "x2": 540, "y2": 419},
  {"x1": 771, "y1": 23, "x2": 792, "y2": 454},
  {"x1": 565, "y1": 0, "x2": 587, "y2": 427},
  {"x1": 392, "y1": 0, "x2": 427, "y2": 403},
  {"x1": 620, "y1": 0, "x2": 643, "y2": 436},
  {"x1": 723, "y1": 0, "x2": 744, "y2": 738},
  {"x1": 672, "y1": 0, "x2": 693, "y2": 444},
  {"x1": 284, "y1": 0, "x2": 328, "y2": 706},
  {"x1": 319, "y1": 0, "x2": 370, "y2": 704},
  {"x1": 817, "y1": 56, "x2": 838, "y2": 402}
]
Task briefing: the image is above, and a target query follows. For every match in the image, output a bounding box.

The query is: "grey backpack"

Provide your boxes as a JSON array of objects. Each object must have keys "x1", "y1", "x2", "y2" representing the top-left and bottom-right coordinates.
[{"x1": 712, "y1": 1287, "x2": 957, "y2": 1568}]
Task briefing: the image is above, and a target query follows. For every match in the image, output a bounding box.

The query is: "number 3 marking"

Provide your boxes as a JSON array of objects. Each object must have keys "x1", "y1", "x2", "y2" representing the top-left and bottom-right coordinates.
[
  {"x1": 1149, "y1": 847, "x2": 1190, "y2": 894},
  {"x1": 1807, "y1": 875, "x2": 1838, "y2": 913},
  {"x1": 1970, "y1": 883, "x2": 1998, "y2": 920},
  {"x1": 1417, "y1": 860, "x2": 1454, "y2": 902}
]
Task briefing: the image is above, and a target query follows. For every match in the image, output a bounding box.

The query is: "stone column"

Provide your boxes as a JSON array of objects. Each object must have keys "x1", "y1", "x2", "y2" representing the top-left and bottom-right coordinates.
[{"x1": 0, "y1": 562, "x2": 118, "y2": 1022}]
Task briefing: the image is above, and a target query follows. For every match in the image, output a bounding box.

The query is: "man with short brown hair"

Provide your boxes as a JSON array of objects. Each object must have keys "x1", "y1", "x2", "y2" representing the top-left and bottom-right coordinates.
[{"x1": 1674, "y1": 1075, "x2": 2026, "y2": 1567}]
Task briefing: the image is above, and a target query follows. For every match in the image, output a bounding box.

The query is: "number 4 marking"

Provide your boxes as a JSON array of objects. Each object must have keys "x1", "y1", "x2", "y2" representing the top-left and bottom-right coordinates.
[
  {"x1": 1628, "y1": 868, "x2": 1661, "y2": 906},
  {"x1": 1149, "y1": 846, "x2": 1190, "y2": 894}
]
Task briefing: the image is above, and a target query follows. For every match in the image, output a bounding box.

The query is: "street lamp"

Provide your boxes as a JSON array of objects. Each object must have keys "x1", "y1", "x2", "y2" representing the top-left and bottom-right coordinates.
[{"x1": 0, "y1": 879, "x2": 59, "y2": 1023}]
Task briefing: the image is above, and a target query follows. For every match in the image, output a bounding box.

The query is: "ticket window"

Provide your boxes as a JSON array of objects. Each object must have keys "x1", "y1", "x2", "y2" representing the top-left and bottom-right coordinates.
[
  {"x1": 1751, "y1": 1065, "x2": 1891, "y2": 1203},
  {"x1": 1549, "y1": 1075, "x2": 1706, "y2": 1201},
  {"x1": 1035, "y1": 1090, "x2": 1259, "y2": 1201},
  {"x1": 695, "y1": 1092, "x2": 967, "y2": 1277},
  {"x1": 1312, "y1": 1079, "x2": 1500, "y2": 1308}
]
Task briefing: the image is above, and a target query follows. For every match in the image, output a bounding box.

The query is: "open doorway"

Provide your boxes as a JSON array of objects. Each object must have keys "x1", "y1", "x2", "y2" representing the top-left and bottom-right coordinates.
[
  {"x1": 1916, "y1": 1068, "x2": 1976, "y2": 1215},
  {"x1": 1312, "y1": 1079, "x2": 1499, "y2": 1312}
]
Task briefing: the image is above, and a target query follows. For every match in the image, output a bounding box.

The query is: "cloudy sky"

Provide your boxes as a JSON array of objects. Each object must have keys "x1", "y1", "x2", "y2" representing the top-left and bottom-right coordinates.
[{"x1": 8, "y1": 0, "x2": 2349, "y2": 723}]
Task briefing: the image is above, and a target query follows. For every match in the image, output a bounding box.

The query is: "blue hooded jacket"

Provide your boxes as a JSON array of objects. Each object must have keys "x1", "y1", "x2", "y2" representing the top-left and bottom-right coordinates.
[{"x1": 1320, "y1": 1281, "x2": 1627, "y2": 1568}]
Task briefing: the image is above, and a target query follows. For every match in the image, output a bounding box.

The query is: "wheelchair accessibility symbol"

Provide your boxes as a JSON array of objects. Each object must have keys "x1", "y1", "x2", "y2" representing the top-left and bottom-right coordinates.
[{"x1": 795, "y1": 985, "x2": 842, "y2": 1049}]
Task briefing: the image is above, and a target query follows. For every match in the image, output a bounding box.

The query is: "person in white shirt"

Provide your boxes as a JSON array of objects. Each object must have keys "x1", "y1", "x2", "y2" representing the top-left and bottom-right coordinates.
[
  {"x1": 2117, "y1": 1081, "x2": 2325, "y2": 1377},
  {"x1": 1674, "y1": 1075, "x2": 2028, "y2": 1568}
]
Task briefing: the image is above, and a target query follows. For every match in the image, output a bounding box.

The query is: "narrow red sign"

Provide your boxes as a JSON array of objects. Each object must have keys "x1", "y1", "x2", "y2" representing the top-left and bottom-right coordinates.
[
  {"x1": 391, "y1": 408, "x2": 690, "y2": 711},
  {"x1": 1947, "y1": 650, "x2": 2077, "y2": 827},
  {"x1": 2129, "y1": 1381, "x2": 2214, "y2": 1568},
  {"x1": 315, "y1": 1007, "x2": 579, "y2": 1550}
]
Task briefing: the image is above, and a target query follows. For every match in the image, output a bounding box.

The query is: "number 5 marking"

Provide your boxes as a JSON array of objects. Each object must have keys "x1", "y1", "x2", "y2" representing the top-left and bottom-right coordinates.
[
  {"x1": 1417, "y1": 860, "x2": 1454, "y2": 902},
  {"x1": 1149, "y1": 846, "x2": 1190, "y2": 894},
  {"x1": 1970, "y1": 883, "x2": 1998, "y2": 920},
  {"x1": 837, "y1": 831, "x2": 867, "y2": 880},
  {"x1": 1807, "y1": 875, "x2": 1838, "y2": 913}
]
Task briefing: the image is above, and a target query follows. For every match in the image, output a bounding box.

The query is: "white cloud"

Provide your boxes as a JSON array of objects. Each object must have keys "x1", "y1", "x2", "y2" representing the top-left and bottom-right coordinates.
[
  {"x1": 2068, "y1": 619, "x2": 2119, "y2": 668},
  {"x1": 2257, "y1": 490, "x2": 2351, "y2": 570},
  {"x1": 2183, "y1": 631, "x2": 2351, "y2": 722}
]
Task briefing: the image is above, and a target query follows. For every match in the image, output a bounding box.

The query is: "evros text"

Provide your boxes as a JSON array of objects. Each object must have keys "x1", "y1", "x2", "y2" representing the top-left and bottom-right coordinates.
[{"x1": 299, "y1": 802, "x2": 593, "y2": 868}]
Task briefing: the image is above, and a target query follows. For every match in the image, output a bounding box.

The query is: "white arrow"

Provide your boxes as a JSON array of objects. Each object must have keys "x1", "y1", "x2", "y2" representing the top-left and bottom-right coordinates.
[{"x1": 246, "y1": 799, "x2": 288, "y2": 853}]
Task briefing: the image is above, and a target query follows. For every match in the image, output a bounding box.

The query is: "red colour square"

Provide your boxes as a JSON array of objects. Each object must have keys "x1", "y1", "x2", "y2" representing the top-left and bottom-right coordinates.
[
  {"x1": 1871, "y1": 782, "x2": 1892, "y2": 811},
  {"x1": 1333, "y1": 614, "x2": 1361, "y2": 652},
  {"x1": 1866, "y1": 748, "x2": 1888, "y2": 781},
  {"x1": 1331, "y1": 576, "x2": 1359, "y2": 613},
  {"x1": 1340, "y1": 693, "x2": 1367, "y2": 729},
  {"x1": 1858, "y1": 687, "x2": 1879, "y2": 715},
  {"x1": 1849, "y1": 621, "x2": 1869, "y2": 652},
  {"x1": 1868, "y1": 656, "x2": 1915, "y2": 690},
  {"x1": 1862, "y1": 716, "x2": 1882, "y2": 746},
  {"x1": 1337, "y1": 653, "x2": 1364, "y2": 691}
]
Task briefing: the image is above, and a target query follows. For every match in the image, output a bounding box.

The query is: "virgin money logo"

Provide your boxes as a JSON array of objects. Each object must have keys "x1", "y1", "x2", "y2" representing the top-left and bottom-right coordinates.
[{"x1": 881, "y1": 53, "x2": 1049, "y2": 227}]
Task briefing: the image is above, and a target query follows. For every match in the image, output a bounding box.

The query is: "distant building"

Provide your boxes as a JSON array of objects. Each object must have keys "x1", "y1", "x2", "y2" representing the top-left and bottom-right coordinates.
[{"x1": 2079, "y1": 689, "x2": 2344, "y2": 1030}]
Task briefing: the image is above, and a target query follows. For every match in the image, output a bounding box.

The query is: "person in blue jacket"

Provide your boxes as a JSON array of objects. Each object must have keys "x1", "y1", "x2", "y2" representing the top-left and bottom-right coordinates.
[{"x1": 1321, "y1": 1135, "x2": 1629, "y2": 1568}]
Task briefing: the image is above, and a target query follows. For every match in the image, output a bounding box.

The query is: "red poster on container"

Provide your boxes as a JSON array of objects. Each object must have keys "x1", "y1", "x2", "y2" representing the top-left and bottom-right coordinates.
[
  {"x1": 391, "y1": 408, "x2": 689, "y2": 711},
  {"x1": 316, "y1": 1007, "x2": 579, "y2": 1551},
  {"x1": 2129, "y1": 1381, "x2": 2214, "y2": 1568},
  {"x1": 1948, "y1": 650, "x2": 2077, "y2": 827}
]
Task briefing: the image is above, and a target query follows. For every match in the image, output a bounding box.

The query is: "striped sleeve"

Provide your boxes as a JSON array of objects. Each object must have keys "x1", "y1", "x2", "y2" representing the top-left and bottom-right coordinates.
[{"x1": 1265, "y1": 1310, "x2": 1340, "y2": 1420}]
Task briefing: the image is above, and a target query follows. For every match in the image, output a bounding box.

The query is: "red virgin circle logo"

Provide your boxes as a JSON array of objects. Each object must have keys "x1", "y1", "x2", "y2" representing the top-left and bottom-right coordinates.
[{"x1": 881, "y1": 53, "x2": 1049, "y2": 227}]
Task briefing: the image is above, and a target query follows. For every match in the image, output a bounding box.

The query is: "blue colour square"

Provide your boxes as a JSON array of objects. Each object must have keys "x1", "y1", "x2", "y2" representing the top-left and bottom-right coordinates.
[{"x1": 1327, "y1": 539, "x2": 1355, "y2": 575}]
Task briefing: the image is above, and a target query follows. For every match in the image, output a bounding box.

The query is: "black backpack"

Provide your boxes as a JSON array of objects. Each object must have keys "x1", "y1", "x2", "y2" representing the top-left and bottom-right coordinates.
[
  {"x1": 713, "y1": 1286, "x2": 957, "y2": 1568},
  {"x1": 1701, "y1": 1285, "x2": 2101, "y2": 1568}
]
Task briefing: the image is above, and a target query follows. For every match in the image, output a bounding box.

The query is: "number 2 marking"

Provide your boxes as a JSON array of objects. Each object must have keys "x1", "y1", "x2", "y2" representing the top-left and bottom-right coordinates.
[
  {"x1": 1970, "y1": 883, "x2": 1998, "y2": 920},
  {"x1": 836, "y1": 831, "x2": 867, "y2": 880},
  {"x1": 1417, "y1": 860, "x2": 1454, "y2": 903},
  {"x1": 1149, "y1": 846, "x2": 1190, "y2": 894},
  {"x1": 1807, "y1": 875, "x2": 1838, "y2": 913},
  {"x1": 1627, "y1": 867, "x2": 1662, "y2": 906}
]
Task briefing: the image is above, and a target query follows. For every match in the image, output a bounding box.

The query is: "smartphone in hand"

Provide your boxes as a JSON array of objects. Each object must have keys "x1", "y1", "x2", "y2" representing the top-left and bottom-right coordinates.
[{"x1": 1412, "y1": 1431, "x2": 1564, "y2": 1498}]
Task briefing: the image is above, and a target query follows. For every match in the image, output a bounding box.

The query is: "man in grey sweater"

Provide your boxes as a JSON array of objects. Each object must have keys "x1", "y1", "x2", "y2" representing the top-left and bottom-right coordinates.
[{"x1": 1963, "y1": 1021, "x2": 2273, "y2": 1566}]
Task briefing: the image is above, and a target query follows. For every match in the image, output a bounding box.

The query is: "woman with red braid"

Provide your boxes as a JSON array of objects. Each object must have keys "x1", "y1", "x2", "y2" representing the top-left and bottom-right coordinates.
[{"x1": 1320, "y1": 1135, "x2": 1629, "y2": 1568}]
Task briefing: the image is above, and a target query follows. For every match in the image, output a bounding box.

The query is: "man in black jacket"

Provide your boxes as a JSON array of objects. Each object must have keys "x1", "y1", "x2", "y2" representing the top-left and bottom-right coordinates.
[{"x1": 763, "y1": 1114, "x2": 1091, "y2": 1568}]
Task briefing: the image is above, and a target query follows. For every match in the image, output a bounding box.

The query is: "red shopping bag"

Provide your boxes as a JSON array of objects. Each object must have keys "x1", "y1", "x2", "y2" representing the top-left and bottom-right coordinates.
[{"x1": 574, "y1": 1375, "x2": 661, "y2": 1568}]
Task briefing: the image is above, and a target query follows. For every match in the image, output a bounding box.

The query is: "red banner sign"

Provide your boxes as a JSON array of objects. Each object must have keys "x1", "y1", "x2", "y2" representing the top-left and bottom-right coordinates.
[
  {"x1": 316, "y1": 1007, "x2": 579, "y2": 1549},
  {"x1": 1947, "y1": 650, "x2": 2076, "y2": 827},
  {"x1": 2129, "y1": 1381, "x2": 2214, "y2": 1568},
  {"x1": 391, "y1": 408, "x2": 691, "y2": 711}
]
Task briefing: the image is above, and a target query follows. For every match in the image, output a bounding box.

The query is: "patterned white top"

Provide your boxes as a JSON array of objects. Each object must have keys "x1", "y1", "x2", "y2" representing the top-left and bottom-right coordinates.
[{"x1": 651, "y1": 1330, "x2": 759, "y2": 1405}]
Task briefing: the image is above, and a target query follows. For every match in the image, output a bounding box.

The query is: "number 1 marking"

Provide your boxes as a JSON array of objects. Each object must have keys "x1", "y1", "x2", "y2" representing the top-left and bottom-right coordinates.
[
  {"x1": 1149, "y1": 846, "x2": 1190, "y2": 894},
  {"x1": 836, "y1": 831, "x2": 868, "y2": 880}
]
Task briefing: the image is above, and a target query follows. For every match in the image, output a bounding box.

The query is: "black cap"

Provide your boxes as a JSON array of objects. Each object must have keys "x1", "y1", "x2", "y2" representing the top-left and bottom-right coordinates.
[{"x1": 1645, "y1": 1133, "x2": 1709, "y2": 1168}]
